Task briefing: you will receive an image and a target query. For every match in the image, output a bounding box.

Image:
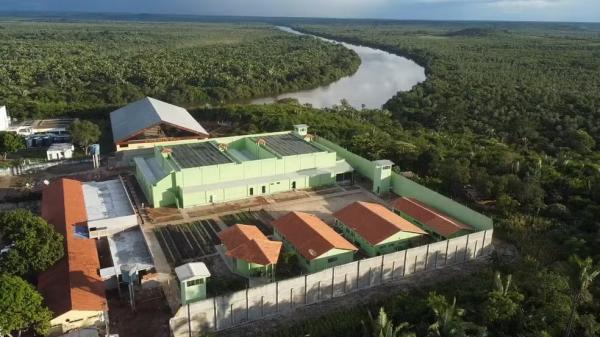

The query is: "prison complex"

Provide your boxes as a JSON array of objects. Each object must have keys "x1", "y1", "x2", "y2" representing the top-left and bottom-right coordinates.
[{"x1": 133, "y1": 124, "x2": 356, "y2": 208}]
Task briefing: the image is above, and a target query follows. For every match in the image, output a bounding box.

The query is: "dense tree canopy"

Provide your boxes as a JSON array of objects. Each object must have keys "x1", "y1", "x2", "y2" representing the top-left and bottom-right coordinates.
[
  {"x1": 69, "y1": 119, "x2": 101, "y2": 153},
  {"x1": 0, "y1": 273, "x2": 52, "y2": 337},
  {"x1": 0, "y1": 132, "x2": 25, "y2": 160},
  {"x1": 0, "y1": 209, "x2": 64, "y2": 277},
  {"x1": 0, "y1": 21, "x2": 359, "y2": 119}
]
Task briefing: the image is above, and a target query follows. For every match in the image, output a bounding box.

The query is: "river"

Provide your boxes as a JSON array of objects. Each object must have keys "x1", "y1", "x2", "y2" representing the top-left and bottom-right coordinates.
[{"x1": 250, "y1": 26, "x2": 426, "y2": 109}]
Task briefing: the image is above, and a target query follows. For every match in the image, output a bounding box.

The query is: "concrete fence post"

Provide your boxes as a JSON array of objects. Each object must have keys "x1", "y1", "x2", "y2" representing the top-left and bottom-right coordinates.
[
  {"x1": 424, "y1": 244, "x2": 430, "y2": 270},
  {"x1": 331, "y1": 267, "x2": 335, "y2": 298},
  {"x1": 403, "y1": 250, "x2": 407, "y2": 277},
  {"x1": 213, "y1": 297, "x2": 218, "y2": 330},
  {"x1": 304, "y1": 275, "x2": 308, "y2": 304},
  {"x1": 444, "y1": 239, "x2": 450, "y2": 266},
  {"x1": 260, "y1": 296, "x2": 264, "y2": 317},
  {"x1": 356, "y1": 260, "x2": 360, "y2": 289},
  {"x1": 275, "y1": 281, "x2": 279, "y2": 312},
  {"x1": 481, "y1": 230, "x2": 488, "y2": 256},
  {"x1": 245, "y1": 288, "x2": 249, "y2": 321},
  {"x1": 463, "y1": 234, "x2": 470, "y2": 262},
  {"x1": 379, "y1": 256, "x2": 385, "y2": 284}
]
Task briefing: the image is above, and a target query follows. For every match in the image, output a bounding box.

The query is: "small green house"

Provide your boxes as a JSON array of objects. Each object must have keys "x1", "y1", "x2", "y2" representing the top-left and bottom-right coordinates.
[
  {"x1": 175, "y1": 262, "x2": 211, "y2": 305},
  {"x1": 334, "y1": 201, "x2": 427, "y2": 257},
  {"x1": 272, "y1": 212, "x2": 358, "y2": 273},
  {"x1": 218, "y1": 224, "x2": 282, "y2": 280},
  {"x1": 392, "y1": 197, "x2": 473, "y2": 239}
]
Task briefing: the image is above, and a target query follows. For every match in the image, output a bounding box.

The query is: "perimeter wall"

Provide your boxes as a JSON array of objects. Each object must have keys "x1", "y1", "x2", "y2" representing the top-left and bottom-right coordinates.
[
  {"x1": 170, "y1": 136, "x2": 494, "y2": 336},
  {"x1": 170, "y1": 229, "x2": 493, "y2": 336}
]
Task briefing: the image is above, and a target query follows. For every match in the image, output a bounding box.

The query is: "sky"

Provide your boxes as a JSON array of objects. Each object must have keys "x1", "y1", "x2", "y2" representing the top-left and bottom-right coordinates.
[{"x1": 0, "y1": 0, "x2": 598, "y2": 23}]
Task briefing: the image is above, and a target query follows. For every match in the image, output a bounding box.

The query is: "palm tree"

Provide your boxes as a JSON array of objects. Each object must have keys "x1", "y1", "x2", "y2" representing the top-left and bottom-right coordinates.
[
  {"x1": 427, "y1": 293, "x2": 486, "y2": 337},
  {"x1": 362, "y1": 307, "x2": 415, "y2": 337},
  {"x1": 564, "y1": 256, "x2": 600, "y2": 337},
  {"x1": 493, "y1": 272, "x2": 512, "y2": 296}
]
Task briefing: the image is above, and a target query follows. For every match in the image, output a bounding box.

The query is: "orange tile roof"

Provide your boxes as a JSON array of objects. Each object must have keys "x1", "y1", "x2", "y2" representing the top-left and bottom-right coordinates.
[
  {"x1": 37, "y1": 179, "x2": 107, "y2": 317},
  {"x1": 218, "y1": 224, "x2": 282, "y2": 265},
  {"x1": 272, "y1": 212, "x2": 357, "y2": 261},
  {"x1": 392, "y1": 197, "x2": 472, "y2": 238},
  {"x1": 333, "y1": 201, "x2": 426, "y2": 245}
]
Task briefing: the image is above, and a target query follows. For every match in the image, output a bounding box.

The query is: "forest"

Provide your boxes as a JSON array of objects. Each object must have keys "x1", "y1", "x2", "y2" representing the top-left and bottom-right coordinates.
[
  {"x1": 194, "y1": 21, "x2": 600, "y2": 337},
  {"x1": 2, "y1": 17, "x2": 600, "y2": 337},
  {"x1": 0, "y1": 21, "x2": 359, "y2": 119}
]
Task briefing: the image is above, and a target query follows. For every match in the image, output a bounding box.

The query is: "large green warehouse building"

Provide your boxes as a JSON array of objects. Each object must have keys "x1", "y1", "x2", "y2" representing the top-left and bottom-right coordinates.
[{"x1": 133, "y1": 125, "x2": 355, "y2": 208}]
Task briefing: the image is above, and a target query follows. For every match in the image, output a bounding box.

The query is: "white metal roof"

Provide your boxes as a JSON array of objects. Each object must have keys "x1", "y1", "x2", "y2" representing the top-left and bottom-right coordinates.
[
  {"x1": 110, "y1": 97, "x2": 208, "y2": 143},
  {"x1": 47, "y1": 143, "x2": 74, "y2": 152},
  {"x1": 82, "y1": 179, "x2": 136, "y2": 221},
  {"x1": 175, "y1": 262, "x2": 211, "y2": 282}
]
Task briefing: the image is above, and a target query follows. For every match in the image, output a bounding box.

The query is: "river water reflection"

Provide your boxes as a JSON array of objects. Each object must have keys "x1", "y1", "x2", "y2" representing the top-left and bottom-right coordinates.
[{"x1": 251, "y1": 26, "x2": 426, "y2": 109}]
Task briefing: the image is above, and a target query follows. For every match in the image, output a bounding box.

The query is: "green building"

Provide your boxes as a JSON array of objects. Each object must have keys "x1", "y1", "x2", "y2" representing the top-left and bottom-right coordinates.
[
  {"x1": 133, "y1": 125, "x2": 355, "y2": 208},
  {"x1": 333, "y1": 201, "x2": 427, "y2": 257},
  {"x1": 218, "y1": 224, "x2": 282, "y2": 280},
  {"x1": 175, "y1": 262, "x2": 211, "y2": 304},
  {"x1": 272, "y1": 211, "x2": 358, "y2": 273}
]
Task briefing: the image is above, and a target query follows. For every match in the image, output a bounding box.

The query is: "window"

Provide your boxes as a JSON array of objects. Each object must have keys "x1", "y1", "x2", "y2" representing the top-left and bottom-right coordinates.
[
  {"x1": 261, "y1": 186, "x2": 266, "y2": 194},
  {"x1": 249, "y1": 187, "x2": 254, "y2": 196},
  {"x1": 327, "y1": 256, "x2": 338, "y2": 263},
  {"x1": 187, "y1": 279, "x2": 204, "y2": 287}
]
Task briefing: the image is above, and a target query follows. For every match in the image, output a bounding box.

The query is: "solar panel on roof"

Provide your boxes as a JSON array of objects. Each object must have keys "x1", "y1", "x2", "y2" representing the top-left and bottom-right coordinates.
[
  {"x1": 259, "y1": 134, "x2": 322, "y2": 156},
  {"x1": 170, "y1": 143, "x2": 233, "y2": 168}
]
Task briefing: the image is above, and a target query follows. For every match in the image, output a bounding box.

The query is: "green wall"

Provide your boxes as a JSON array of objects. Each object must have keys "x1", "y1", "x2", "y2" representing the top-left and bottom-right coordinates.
[
  {"x1": 316, "y1": 136, "x2": 493, "y2": 230},
  {"x1": 274, "y1": 230, "x2": 355, "y2": 273},
  {"x1": 335, "y1": 219, "x2": 421, "y2": 257},
  {"x1": 391, "y1": 173, "x2": 493, "y2": 231},
  {"x1": 140, "y1": 137, "x2": 340, "y2": 207},
  {"x1": 180, "y1": 277, "x2": 207, "y2": 304},
  {"x1": 315, "y1": 137, "x2": 375, "y2": 178},
  {"x1": 232, "y1": 258, "x2": 274, "y2": 278}
]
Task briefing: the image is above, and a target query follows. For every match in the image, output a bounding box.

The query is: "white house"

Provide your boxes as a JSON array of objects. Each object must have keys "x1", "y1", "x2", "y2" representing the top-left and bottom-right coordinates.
[
  {"x1": 46, "y1": 143, "x2": 74, "y2": 161},
  {"x1": 0, "y1": 106, "x2": 10, "y2": 131}
]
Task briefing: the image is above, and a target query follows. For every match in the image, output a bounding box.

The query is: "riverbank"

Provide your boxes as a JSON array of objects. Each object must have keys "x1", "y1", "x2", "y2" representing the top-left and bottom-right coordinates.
[{"x1": 250, "y1": 26, "x2": 426, "y2": 109}]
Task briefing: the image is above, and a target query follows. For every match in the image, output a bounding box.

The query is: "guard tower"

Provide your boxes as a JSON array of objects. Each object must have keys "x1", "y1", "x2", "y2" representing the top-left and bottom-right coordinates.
[
  {"x1": 293, "y1": 124, "x2": 308, "y2": 137},
  {"x1": 175, "y1": 262, "x2": 211, "y2": 304},
  {"x1": 372, "y1": 160, "x2": 394, "y2": 195}
]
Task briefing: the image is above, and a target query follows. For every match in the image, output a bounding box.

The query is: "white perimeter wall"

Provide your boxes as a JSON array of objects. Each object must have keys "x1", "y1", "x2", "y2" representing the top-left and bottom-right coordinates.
[{"x1": 170, "y1": 229, "x2": 493, "y2": 336}]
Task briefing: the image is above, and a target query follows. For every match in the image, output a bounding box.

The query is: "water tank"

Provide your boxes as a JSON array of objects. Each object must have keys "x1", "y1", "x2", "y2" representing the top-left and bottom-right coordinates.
[
  {"x1": 89, "y1": 144, "x2": 100, "y2": 155},
  {"x1": 120, "y1": 264, "x2": 139, "y2": 284}
]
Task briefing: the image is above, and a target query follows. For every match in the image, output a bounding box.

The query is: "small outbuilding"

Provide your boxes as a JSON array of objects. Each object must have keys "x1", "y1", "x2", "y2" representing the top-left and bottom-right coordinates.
[
  {"x1": 46, "y1": 143, "x2": 74, "y2": 160},
  {"x1": 272, "y1": 211, "x2": 357, "y2": 273},
  {"x1": 392, "y1": 197, "x2": 473, "y2": 239},
  {"x1": 333, "y1": 201, "x2": 427, "y2": 257},
  {"x1": 218, "y1": 224, "x2": 282, "y2": 280},
  {"x1": 175, "y1": 262, "x2": 211, "y2": 304}
]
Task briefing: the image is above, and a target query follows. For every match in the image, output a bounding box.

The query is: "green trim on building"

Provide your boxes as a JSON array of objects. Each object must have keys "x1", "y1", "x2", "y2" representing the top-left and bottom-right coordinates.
[
  {"x1": 231, "y1": 258, "x2": 276, "y2": 279},
  {"x1": 273, "y1": 230, "x2": 355, "y2": 273},
  {"x1": 334, "y1": 219, "x2": 422, "y2": 257},
  {"x1": 393, "y1": 210, "x2": 473, "y2": 240},
  {"x1": 133, "y1": 130, "x2": 354, "y2": 208}
]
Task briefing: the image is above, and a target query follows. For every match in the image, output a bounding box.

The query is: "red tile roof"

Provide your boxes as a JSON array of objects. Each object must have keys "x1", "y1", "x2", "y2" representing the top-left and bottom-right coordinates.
[
  {"x1": 218, "y1": 224, "x2": 282, "y2": 265},
  {"x1": 37, "y1": 179, "x2": 107, "y2": 317},
  {"x1": 392, "y1": 197, "x2": 472, "y2": 238},
  {"x1": 333, "y1": 201, "x2": 426, "y2": 245},
  {"x1": 272, "y1": 212, "x2": 357, "y2": 261}
]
